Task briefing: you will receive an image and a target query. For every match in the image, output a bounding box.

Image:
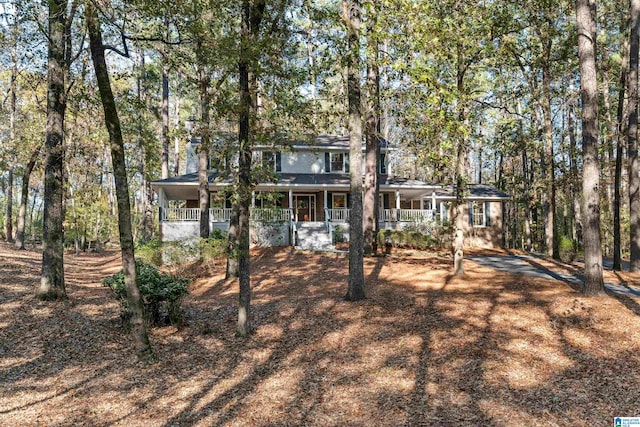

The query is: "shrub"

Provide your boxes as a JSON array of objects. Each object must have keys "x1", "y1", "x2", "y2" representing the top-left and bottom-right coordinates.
[
  {"x1": 377, "y1": 229, "x2": 438, "y2": 251},
  {"x1": 558, "y1": 236, "x2": 577, "y2": 263},
  {"x1": 136, "y1": 238, "x2": 163, "y2": 266},
  {"x1": 333, "y1": 225, "x2": 345, "y2": 243},
  {"x1": 102, "y1": 259, "x2": 190, "y2": 327},
  {"x1": 199, "y1": 233, "x2": 228, "y2": 271}
]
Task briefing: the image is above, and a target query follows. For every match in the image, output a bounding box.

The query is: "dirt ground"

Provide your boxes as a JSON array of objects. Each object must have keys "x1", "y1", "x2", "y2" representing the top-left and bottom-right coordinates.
[{"x1": 1, "y1": 242, "x2": 640, "y2": 426}]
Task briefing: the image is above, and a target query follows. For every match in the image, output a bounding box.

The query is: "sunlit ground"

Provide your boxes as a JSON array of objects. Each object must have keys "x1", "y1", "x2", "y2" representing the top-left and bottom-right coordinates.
[{"x1": 1, "y1": 243, "x2": 639, "y2": 426}]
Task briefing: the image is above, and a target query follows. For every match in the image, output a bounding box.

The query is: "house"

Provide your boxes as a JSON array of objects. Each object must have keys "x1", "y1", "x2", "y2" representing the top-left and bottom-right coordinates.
[{"x1": 151, "y1": 135, "x2": 509, "y2": 250}]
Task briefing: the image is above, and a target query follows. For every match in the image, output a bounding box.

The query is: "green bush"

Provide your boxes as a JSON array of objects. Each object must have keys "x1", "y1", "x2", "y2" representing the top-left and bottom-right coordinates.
[
  {"x1": 558, "y1": 236, "x2": 577, "y2": 263},
  {"x1": 199, "y1": 233, "x2": 228, "y2": 266},
  {"x1": 136, "y1": 238, "x2": 163, "y2": 266},
  {"x1": 102, "y1": 259, "x2": 190, "y2": 327},
  {"x1": 333, "y1": 225, "x2": 345, "y2": 243},
  {"x1": 377, "y1": 229, "x2": 438, "y2": 251}
]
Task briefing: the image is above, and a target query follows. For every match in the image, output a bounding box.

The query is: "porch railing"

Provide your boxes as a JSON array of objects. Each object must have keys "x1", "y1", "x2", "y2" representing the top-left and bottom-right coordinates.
[
  {"x1": 325, "y1": 208, "x2": 350, "y2": 222},
  {"x1": 160, "y1": 207, "x2": 290, "y2": 222},
  {"x1": 381, "y1": 209, "x2": 437, "y2": 223},
  {"x1": 162, "y1": 207, "x2": 201, "y2": 221},
  {"x1": 251, "y1": 208, "x2": 292, "y2": 222},
  {"x1": 162, "y1": 207, "x2": 440, "y2": 224}
]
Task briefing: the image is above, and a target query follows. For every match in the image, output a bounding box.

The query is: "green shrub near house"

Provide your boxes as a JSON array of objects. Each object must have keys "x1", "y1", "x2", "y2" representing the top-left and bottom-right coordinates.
[
  {"x1": 136, "y1": 237, "x2": 163, "y2": 266},
  {"x1": 102, "y1": 259, "x2": 190, "y2": 328},
  {"x1": 558, "y1": 236, "x2": 577, "y2": 263},
  {"x1": 377, "y1": 229, "x2": 439, "y2": 251}
]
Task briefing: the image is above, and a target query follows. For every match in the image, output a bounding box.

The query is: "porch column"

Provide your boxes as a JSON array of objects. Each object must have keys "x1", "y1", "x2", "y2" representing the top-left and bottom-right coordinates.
[
  {"x1": 431, "y1": 191, "x2": 436, "y2": 211},
  {"x1": 289, "y1": 190, "x2": 293, "y2": 218},
  {"x1": 324, "y1": 190, "x2": 328, "y2": 219},
  {"x1": 158, "y1": 188, "x2": 167, "y2": 222},
  {"x1": 395, "y1": 190, "x2": 400, "y2": 209},
  {"x1": 251, "y1": 191, "x2": 256, "y2": 207}
]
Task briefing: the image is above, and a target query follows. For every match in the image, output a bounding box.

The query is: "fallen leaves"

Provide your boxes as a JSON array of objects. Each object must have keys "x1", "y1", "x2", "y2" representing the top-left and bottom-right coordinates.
[{"x1": 1, "y1": 243, "x2": 640, "y2": 426}]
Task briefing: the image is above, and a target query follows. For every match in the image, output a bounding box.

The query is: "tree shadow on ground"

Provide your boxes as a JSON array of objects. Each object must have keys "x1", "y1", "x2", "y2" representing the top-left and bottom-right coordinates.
[{"x1": 2, "y1": 244, "x2": 640, "y2": 426}]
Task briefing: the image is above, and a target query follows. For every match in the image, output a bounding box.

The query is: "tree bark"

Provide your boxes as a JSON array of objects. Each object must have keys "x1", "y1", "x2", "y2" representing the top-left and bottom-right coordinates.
[
  {"x1": 5, "y1": 167, "x2": 14, "y2": 243},
  {"x1": 39, "y1": 0, "x2": 67, "y2": 300},
  {"x1": 86, "y1": 1, "x2": 153, "y2": 359},
  {"x1": 161, "y1": 22, "x2": 170, "y2": 180},
  {"x1": 363, "y1": 1, "x2": 379, "y2": 256},
  {"x1": 343, "y1": 0, "x2": 366, "y2": 300},
  {"x1": 226, "y1": 201, "x2": 240, "y2": 278},
  {"x1": 576, "y1": 0, "x2": 604, "y2": 294},
  {"x1": 16, "y1": 146, "x2": 41, "y2": 250},
  {"x1": 614, "y1": 33, "x2": 630, "y2": 271},
  {"x1": 198, "y1": 62, "x2": 211, "y2": 239},
  {"x1": 629, "y1": 0, "x2": 640, "y2": 272},
  {"x1": 542, "y1": 63, "x2": 558, "y2": 259},
  {"x1": 236, "y1": 0, "x2": 265, "y2": 336},
  {"x1": 568, "y1": 102, "x2": 582, "y2": 245}
]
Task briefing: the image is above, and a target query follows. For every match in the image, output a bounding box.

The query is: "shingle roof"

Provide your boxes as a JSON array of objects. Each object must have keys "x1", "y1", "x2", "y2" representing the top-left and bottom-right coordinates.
[{"x1": 152, "y1": 173, "x2": 508, "y2": 199}]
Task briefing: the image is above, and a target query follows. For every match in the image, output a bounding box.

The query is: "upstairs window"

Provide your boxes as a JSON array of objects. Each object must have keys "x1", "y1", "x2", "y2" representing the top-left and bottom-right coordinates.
[
  {"x1": 261, "y1": 151, "x2": 281, "y2": 172},
  {"x1": 325, "y1": 152, "x2": 349, "y2": 173},
  {"x1": 379, "y1": 153, "x2": 387, "y2": 174}
]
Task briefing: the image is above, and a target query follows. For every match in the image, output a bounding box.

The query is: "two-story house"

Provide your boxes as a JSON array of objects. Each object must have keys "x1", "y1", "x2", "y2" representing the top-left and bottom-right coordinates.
[{"x1": 151, "y1": 135, "x2": 509, "y2": 250}]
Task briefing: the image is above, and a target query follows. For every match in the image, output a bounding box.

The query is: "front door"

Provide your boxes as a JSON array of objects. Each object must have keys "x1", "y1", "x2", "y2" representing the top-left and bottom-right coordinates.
[{"x1": 294, "y1": 195, "x2": 315, "y2": 221}]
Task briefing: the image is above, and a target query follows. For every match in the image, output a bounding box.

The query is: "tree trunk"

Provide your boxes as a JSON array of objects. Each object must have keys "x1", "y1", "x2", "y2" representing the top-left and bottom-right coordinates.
[
  {"x1": 161, "y1": 25, "x2": 170, "y2": 180},
  {"x1": 568, "y1": 102, "x2": 582, "y2": 245},
  {"x1": 363, "y1": 1, "x2": 379, "y2": 256},
  {"x1": 5, "y1": 166, "x2": 14, "y2": 243},
  {"x1": 542, "y1": 64, "x2": 558, "y2": 259},
  {"x1": 343, "y1": 0, "x2": 365, "y2": 300},
  {"x1": 174, "y1": 76, "x2": 181, "y2": 176},
  {"x1": 226, "y1": 201, "x2": 239, "y2": 278},
  {"x1": 576, "y1": 0, "x2": 604, "y2": 294},
  {"x1": 629, "y1": 0, "x2": 640, "y2": 272},
  {"x1": 198, "y1": 63, "x2": 211, "y2": 239},
  {"x1": 614, "y1": 33, "x2": 630, "y2": 271},
  {"x1": 86, "y1": 1, "x2": 153, "y2": 359},
  {"x1": 236, "y1": 0, "x2": 265, "y2": 336},
  {"x1": 16, "y1": 146, "x2": 41, "y2": 250},
  {"x1": 39, "y1": 0, "x2": 67, "y2": 300},
  {"x1": 453, "y1": 139, "x2": 466, "y2": 276}
]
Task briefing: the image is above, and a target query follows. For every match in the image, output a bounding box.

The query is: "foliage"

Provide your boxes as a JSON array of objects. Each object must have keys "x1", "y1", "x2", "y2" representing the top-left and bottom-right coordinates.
[
  {"x1": 199, "y1": 232, "x2": 228, "y2": 260},
  {"x1": 333, "y1": 225, "x2": 345, "y2": 243},
  {"x1": 377, "y1": 229, "x2": 439, "y2": 251},
  {"x1": 558, "y1": 236, "x2": 577, "y2": 263},
  {"x1": 102, "y1": 259, "x2": 190, "y2": 327},
  {"x1": 136, "y1": 238, "x2": 163, "y2": 266}
]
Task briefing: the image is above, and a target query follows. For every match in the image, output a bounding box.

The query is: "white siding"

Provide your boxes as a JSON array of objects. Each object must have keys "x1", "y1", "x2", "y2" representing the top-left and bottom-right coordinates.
[
  {"x1": 185, "y1": 142, "x2": 198, "y2": 173},
  {"x1": 281, "y1": 151, "x2": 326, "y2": 174}
]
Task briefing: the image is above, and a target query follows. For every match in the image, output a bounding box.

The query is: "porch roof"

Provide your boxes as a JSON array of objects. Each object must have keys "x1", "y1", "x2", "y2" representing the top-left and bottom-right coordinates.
[{"x1": 151, "y1": 173, "x2": 507, "y2": 201}]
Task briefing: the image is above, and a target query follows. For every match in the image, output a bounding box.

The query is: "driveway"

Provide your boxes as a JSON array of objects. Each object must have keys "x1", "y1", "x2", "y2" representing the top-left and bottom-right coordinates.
[{"x1": 467, "y1": 253, "x2": 640, "y2": 297}]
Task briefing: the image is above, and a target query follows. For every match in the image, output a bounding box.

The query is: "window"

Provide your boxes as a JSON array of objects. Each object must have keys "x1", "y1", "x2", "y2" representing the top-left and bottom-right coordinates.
[
  {"x1": 469, "y1": 201, "x2": 490, "y2": 227},
  {"x1": 326, "y1": 152, "x2": 349, "y2": 173},
  {"x1": 333, "y1": 193, "x2": 347, "y2": 208},
  {"x1": 261, "y1": 151, "x2": 281, "y2": 172},
  {"x1": 423, "y1": 199, "x2": 432, "y2": 211},
  {"x1": 379, "y1": 153, "x2": 387, "y2": 174},
  {"x1": 331, "y1": 153, "x2": 344, "y2": 172}
]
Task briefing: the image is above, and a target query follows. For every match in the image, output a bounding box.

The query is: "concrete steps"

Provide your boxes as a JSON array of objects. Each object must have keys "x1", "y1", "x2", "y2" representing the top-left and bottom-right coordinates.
[{"x1": 295, "y1": 222, "x2": 333, "y2": 251}]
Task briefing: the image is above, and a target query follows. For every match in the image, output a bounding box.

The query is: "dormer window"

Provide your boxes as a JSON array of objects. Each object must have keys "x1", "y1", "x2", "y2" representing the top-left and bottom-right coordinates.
[
  {"x1": 262, "y1": 151, "x2": 282, "y2": 172},
  {"x1": 325, "y1": 152, "x2": 350, "y2": 173},
  {"x1": 379, "y1": 153, "x2": 387, "y2": 175}
]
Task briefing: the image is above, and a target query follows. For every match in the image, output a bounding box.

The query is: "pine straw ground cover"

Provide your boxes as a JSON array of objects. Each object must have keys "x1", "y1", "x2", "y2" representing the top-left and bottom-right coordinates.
[{"x1": 1, "y1": 243, "x2": 640, "y2": 426}]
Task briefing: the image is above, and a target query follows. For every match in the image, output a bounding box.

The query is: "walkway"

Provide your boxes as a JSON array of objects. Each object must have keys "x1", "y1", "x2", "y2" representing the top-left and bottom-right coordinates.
[{"x1": 468, "y1": 254, "x2": 640, "y2": 297}]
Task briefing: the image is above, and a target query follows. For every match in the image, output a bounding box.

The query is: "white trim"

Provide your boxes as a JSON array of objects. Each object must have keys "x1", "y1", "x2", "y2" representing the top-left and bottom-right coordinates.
[
  {"x1": 332, "y1": 193, "x2": 347, "y2": 209},
  {"x1": 293, "y1": 194, "x2": 316, "y2": 222}
]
